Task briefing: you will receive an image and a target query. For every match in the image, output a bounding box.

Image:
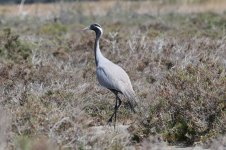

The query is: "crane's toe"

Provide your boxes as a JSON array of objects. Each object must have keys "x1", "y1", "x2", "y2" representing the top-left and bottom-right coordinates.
[{"x1": 107, "y1": 117, "x2": 113, "y2": 124}]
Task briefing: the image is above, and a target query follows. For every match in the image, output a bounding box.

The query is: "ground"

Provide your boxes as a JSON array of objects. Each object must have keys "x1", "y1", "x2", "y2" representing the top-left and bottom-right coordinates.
[{"x1": 0, "y1": 0, "x2": 226, "y2": 149}]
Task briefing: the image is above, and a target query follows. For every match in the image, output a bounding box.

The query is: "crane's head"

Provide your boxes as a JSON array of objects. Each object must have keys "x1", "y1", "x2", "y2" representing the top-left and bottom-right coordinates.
[{"x1": 83, "y1": 23, "x2": 103, "y2": 37}]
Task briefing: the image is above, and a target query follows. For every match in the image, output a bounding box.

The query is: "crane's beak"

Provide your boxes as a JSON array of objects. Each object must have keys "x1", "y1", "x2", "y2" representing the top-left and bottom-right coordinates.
[{"x1": 82, "y1": 26, "x2": 90, "y2": 31}]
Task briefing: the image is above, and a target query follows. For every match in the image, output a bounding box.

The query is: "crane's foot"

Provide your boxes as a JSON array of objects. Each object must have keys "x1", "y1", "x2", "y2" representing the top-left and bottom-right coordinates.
[
  {"x1": 107, "y1": 117, "x2": 113, "y2": 125},
  {"x1": 107, "y1": 112, "x2": 115, "y2": 125},
  {"x1": 107, "y1": 119, "x2": 116, "y2": 130},
  {"x1": 107, "y1": 115, "x2": 117, "y2": 130}
]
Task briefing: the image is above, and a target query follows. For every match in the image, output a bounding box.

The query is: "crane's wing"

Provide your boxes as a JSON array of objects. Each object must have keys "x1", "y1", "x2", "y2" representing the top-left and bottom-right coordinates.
[
  {"x1": 96, "y1": 62, "x2": 131, "y2": 92},
  {"x1": 96, "y1": 61, "x2": 138, "y2": 111},
  {"x1": 96, "y1": 67, "x2": 116, "y2": 90}
]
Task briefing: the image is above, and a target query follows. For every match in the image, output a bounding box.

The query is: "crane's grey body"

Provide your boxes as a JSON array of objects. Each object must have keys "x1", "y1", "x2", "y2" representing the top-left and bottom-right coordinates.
[
  {"x1": 84, "y1": 24, "x2": 137, "y2": 126},
  {"x1": 96, "y1": 57, "x2": 134, "y2": 96}
]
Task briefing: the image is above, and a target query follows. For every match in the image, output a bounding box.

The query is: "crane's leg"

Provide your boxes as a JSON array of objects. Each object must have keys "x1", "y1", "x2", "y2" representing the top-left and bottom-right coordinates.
[
  {"x1": 113, "y1": 96, "x2": 118, "y2": 129},
  {"x1": 107, "y1": 94, "x2": 122, "y2": 128},
  {"x1": 114, "y1": 95, "x2": 122, "y2": 128},
  {"x1": 107, "y1": 96, "x2": 118, "y2": 123}
]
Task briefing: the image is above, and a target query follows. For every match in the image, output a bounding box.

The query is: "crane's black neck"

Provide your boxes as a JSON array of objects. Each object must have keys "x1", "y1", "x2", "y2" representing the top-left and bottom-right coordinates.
[{"x1": 94, "y1": 29, "x2": 102, "y2": 66}]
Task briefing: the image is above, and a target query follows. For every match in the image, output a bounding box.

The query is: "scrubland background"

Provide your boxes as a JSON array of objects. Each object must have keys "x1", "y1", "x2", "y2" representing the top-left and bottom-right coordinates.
[{"x1": 0, "y1": 0, "x2": 226, "y2": 149}]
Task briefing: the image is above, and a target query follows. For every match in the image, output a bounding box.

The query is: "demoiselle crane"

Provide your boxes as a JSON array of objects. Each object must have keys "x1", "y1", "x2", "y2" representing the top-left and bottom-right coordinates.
[{"x1": 83, "y1": 23, "x2": 138, "y2": 127}]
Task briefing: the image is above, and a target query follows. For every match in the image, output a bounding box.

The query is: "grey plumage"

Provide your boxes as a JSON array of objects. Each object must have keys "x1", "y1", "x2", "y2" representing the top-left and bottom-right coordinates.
[{"x1": 83, "y1": 23, "x2": 137, "y2": 126}]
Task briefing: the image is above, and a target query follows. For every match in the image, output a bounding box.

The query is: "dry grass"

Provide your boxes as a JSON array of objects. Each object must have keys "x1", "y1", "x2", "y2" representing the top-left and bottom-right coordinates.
[
  {"x1": 0, "y1": 0, "x2": 226, "y2": 17},
  {"x1": 0, "y1": 1, "x2": 226, "y2": 149}
]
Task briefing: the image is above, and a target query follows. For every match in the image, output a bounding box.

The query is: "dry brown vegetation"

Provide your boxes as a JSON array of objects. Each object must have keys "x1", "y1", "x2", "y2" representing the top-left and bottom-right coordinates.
[{"x1": 0, "y1": 1, "x2": 226, "y2": 149}]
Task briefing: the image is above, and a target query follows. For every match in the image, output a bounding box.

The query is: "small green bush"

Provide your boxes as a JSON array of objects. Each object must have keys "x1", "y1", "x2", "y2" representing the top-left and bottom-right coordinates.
[
  {"x1": 40, "y1": 23, "x2": 67, "y2": 36},
  {"x1": 140, "y1": 65, "x2": 226, "y2": 145},
  {"x1": 0, "y1": 28, "x2": 32, "y2": 63}
]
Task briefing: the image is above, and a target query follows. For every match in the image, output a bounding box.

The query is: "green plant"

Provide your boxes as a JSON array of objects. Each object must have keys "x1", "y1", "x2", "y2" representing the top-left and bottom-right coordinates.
[{"x1": 0, "y1": 28, "x2": 32, "y2": 63}]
